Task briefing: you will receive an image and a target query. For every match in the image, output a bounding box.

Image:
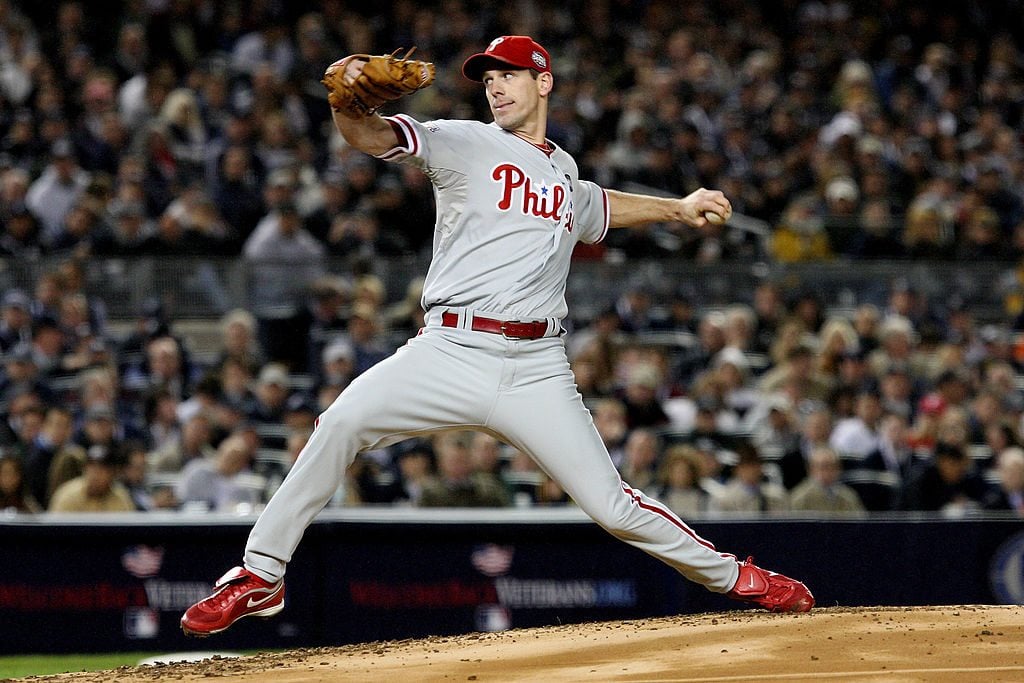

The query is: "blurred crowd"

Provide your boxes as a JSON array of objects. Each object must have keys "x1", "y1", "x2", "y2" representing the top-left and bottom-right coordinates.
[
  {"x1": 0, "y1": 1, "x2": 1022, "y2": 262},
  {"x1": 3, "y1": 262, "x2": 1024, "y2": 519},
  {"x1": 2, "y1": 0, "x2": 1024, "y2": 517}
]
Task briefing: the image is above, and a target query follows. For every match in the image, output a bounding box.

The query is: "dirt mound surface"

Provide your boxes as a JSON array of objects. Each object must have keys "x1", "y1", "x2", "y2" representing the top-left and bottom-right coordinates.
[{"x1": 17, "y1": 605, "x2": 1024, "y2": 682}]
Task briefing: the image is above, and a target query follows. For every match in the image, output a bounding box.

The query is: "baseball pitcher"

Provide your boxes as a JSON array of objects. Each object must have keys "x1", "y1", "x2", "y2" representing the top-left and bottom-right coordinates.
[{"x1": 182, "y1": 35, "x2": 813, "y2": 637}]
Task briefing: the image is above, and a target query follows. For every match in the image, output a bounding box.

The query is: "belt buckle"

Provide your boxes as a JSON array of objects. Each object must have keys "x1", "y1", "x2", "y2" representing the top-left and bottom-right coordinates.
[{"x1": 500, "y1": 320, "x2": 527, "y2": 340}]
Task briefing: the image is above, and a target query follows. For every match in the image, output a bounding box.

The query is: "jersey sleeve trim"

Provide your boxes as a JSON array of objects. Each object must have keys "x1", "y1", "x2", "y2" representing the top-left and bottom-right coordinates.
[
  {"x1": 376, "y1": 114, "x2": 420, "y2": 160},
  {"x1": 596, "y1": 188, "x2": 610, "y2": 243}
]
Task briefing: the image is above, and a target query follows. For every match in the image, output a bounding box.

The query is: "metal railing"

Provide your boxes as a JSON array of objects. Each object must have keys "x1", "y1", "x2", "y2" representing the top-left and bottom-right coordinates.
[{"x1": 0, "y1": 255, "x2": 1014, "y2": 324}]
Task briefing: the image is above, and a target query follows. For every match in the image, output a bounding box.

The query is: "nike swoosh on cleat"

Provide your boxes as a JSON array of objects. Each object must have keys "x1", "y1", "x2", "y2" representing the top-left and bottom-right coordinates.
[{"x1": 246, "y1": 587, "x2": 281, "y2": 609}]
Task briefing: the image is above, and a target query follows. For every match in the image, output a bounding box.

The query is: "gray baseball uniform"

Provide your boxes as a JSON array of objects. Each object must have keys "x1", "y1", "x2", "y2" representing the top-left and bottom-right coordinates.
[{"x1": 243, "y1": 115, "x2": 740, "y2": 594}]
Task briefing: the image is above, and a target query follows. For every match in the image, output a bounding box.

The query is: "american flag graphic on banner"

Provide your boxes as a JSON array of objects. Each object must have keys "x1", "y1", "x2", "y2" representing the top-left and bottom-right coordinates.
[
  {"x1": 121, "y1": 545, "x2": 165, "y2": 578},
  {"x1": 471, "y1": 544, "x2": 514, "y2": 577}
]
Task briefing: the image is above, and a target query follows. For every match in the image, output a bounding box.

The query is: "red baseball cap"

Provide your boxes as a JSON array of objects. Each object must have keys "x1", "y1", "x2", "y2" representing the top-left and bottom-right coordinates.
[{"x1": 462, "y1": 35, "x2": 551, "y2": 82}]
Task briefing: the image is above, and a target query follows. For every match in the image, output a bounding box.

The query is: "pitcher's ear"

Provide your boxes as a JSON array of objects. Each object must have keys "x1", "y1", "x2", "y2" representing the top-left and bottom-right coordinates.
[{"x1": 537, "y1": 71, "x2": 554, "y2": 96}]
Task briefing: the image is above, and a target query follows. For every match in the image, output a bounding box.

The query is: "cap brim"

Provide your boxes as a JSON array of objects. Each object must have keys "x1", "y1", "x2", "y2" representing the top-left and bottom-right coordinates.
[{"x1": 462, "y1": 53, "x2": 527, "y2": 81}]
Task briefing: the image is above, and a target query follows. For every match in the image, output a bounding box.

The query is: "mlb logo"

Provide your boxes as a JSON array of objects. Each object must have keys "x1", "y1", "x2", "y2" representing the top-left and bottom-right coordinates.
[
  {"x1": 124, "y1": 607, "x2": 160, "y2": 639},
  {"x1": 474, "y1": 604, "x2": 511, "y2": 632}
]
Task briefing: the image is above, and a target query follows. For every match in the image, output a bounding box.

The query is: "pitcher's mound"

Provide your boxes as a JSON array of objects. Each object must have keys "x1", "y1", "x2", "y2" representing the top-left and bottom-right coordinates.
[{"x1": 30, "y1": 605, "x2": 1024, "y2": 682}]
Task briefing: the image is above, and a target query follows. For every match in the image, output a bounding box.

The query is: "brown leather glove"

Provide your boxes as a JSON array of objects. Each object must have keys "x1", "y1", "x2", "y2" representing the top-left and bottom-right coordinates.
[{"x1": 321, "y1": 48, "x2": 435, "y2": 119}]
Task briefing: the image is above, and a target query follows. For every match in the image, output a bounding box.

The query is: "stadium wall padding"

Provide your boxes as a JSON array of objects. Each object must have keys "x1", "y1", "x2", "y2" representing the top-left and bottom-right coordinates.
[{"x1": 2, "y1": 510, "x2": 1022, "y2": 654}]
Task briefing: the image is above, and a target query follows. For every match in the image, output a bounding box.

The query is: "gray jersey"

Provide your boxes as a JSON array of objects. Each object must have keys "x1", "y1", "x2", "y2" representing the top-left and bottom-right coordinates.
[{"x1": 378, "y1": 115, "x2": 608, "y2": 320}]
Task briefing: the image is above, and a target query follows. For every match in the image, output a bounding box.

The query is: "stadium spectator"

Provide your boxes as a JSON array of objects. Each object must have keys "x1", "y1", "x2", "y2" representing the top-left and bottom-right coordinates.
[
  {"x1": 759, "y1": 343, "x2": 833, "y2": 404},
  {"x1": 750, "y1": 282, "x2": 787, "y2": 355},
  {"x1": 243, "y1": 198, "x2": 326, "y2": 366},
  {"x1": 3, "y1": 399, "x2": 44, "y2": 460},
  {"x1": 93, "y1": 199, "x2": 149, "y2": 255},
  {"x1": 148, "y1": 410, "x2": 216, "y2": 474},
  {"x1": 282, "y1": 394, "x2": 317, "y2": 433},
  {"x1": 388, "y1": 438, "x2": 436, "y2": 507},
  {"x1": 899, "y1": 441, "x2": 991, "y2": 514},
  {"x1": 344, "y1": 302, "x2": 390, "y2": 377},
  {"x1": 218, "y1": 357, "x2": 256, "y2": 415},
  {"x1": 0, "y1": 389, "x2": 44, "y2": 447},
  {"x1": 115, "y1": 298, "x2": 175, "y2": 371},
  {"x1": 618, "y1": 428, "x2": 662, "y2": 491},
  {"x1": 142, "y1": 389, "x2": 180, "y2": 453},
  {"x1": 778, "y1": 404, "x2": 833, "y2": 491},
  {"x1": 676, "y1": 311, "x2": 726, "y2": 387},
  {"x1": 213, "y1": 308, "x2": 266, "y2": 376},
  {"x1": 651, "y1": 291, "x2": 699, "y2": 335},
  {"x1": 979, "y1": 422, "x2": 1021, "y2": 471},
  {"x1": 469, "y1": 433, "x2": 505, "y2": 481},
  {"x1": 119, "y1": 440, "x2": 154, "y2": 511},
  {"x1": 967, "y1": 390, "x2": 1010, "y2": 447},
  {"x1": 877, "y1": 364, "x2": 916, "y2": 421},
  {"x1": 821, "y1": 176, "x2": 861, "y2": 256},
  {"x1": 0, "y1": 453, "x2": 42, "y2": 513},
  {"x1": 749, "y1": 393, "x2": 799, "y2": 462},
  {"x1": 590, "y1": 398, "x2": 629, "y2": 469},
  {"x1": 246, "y1": 363, "x2": 292, "y2": 426},
  {"x1": 175, "y1": 432, "x2": 262, "y2": 512},
  {"x1": 24, "y1": 406, "x2": 86, "y2": 508},
  {"x1": 789, "y1": 446, "x2": 865, "y2": 514},
  {"x1": 294, "y1": 275, "x2": 350, "y2": 376},
  {"x1": 983, "y1": 447, "x2": 1024, "y2": 514},
  {"x1": 615, "y1": 288, "x2": 658, "y2": 334},
  {"x1": 211, "y1": 145, "x2": 265, "y2": 245},
  {"x1": 73, "y1": 403, "x2": 123, "y2": 453},
  {"x1": 263, "y1": 427, "x2": 312, "y2": 502},
  {"x1": 0, "y1": 290, "x2": 33, "y2": 353},
  {"x1": 815, "y1": 317, "x2": 860, "y2": 380},
  {"x1": 532, "y1": 473, "x2": 572, "y2": 506},
  {"x1": 830, "y1": 390, "x2": 884, "y2": 461},
  {"x1": 0, "y1": 343, "x2": 52, "y2": 407},
  {"x1": 652, "y1": 445, "x2": 709, "y2": 517},
  {"x1": 122, "y1": 335, "x2": 192, "y2": 402},
  {"x1": 419, "y1": 431, "x2": 511, "y2": 508},
  {"x1": 618, "y1": 363, "x2": 669, "y2": 429},
  {"x1": 25, "y1": 138, "x2": 90, "y2": 245},
  {"x1": 856, "y1": 413, "x2": 929, "y2": 511},
  {"x1": 708, "y1": 444, "x2": 789, "y2": 514},
  {"x1": 48, "y1": 444, "x2": 134, "y2": 513}
]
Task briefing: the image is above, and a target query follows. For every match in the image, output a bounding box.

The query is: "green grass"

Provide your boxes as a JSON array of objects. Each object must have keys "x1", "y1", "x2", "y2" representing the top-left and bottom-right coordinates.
[
  {"x1": 0, "y1": 651, "x2": 263, "y2": 679},
  {"x1": 0, "y1": 653, "x2": 162, "y2": 678}
]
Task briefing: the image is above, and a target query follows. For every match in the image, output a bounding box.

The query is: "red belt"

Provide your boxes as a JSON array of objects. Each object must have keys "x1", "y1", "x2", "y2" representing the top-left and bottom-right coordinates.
[{"x1": 440, "y1": 311, "x2": 549, "y2": 339}]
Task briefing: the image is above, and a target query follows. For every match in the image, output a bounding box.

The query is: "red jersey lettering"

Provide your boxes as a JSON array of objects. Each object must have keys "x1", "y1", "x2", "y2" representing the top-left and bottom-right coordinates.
[{"x1": 492, "y1": 163, "x2": 572, "y2": 229}]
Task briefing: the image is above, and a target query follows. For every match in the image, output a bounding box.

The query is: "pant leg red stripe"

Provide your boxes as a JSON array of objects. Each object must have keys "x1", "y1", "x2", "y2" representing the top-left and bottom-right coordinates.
[{"x1": 621, "y1": 483, "x2": 718, "y2": 552}]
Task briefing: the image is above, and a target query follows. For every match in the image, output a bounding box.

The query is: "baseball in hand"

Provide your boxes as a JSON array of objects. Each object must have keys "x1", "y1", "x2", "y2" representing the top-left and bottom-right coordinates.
[{"x1": 702, "y1": 210, "x2": 727, "y2": 225}]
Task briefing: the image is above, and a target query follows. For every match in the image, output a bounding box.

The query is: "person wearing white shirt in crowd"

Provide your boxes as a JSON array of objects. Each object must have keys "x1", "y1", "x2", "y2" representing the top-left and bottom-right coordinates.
[
  {"x1": 830, "y1": 389, "x2": 883, "y2": 460},
  {"x1": 176, "y1": 433, "x2": 263, "y2": 512},
  {"x1": 25, "y1": 139, "x2": 90, "y2": 244}
]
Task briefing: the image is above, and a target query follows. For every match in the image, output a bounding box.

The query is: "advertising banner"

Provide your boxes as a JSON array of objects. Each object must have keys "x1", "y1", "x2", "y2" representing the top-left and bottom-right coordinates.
[{"x1": 2, "y1": 514, "x2": 1022, "y2": 654}]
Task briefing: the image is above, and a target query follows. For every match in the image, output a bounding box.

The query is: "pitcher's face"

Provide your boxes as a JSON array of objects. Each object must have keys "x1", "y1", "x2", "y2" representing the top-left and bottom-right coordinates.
[{"x1": 483, "y1": 68, "x2": 549, "y2": 133}]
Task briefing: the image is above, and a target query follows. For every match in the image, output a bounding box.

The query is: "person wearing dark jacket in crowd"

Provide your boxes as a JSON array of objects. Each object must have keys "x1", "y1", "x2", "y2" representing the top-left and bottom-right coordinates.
[{"x1": 899, "y1": 442, "x2": 992, "y2": 513}]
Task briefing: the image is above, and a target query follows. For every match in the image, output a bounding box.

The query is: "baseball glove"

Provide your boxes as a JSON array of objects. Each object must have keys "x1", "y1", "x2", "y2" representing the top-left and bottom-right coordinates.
[{"x1": 322, "y1": 47, "x2": 435, "y2": 119}]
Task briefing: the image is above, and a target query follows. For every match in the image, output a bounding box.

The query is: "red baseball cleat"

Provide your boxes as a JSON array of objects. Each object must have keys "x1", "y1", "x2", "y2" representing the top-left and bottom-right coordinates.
[
  {"x1": 726, "y1": 556, "x2": 814, "y2": 613},
  {"x1": 181, "y1": 566, "x2": 285, "y2": 636}
]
